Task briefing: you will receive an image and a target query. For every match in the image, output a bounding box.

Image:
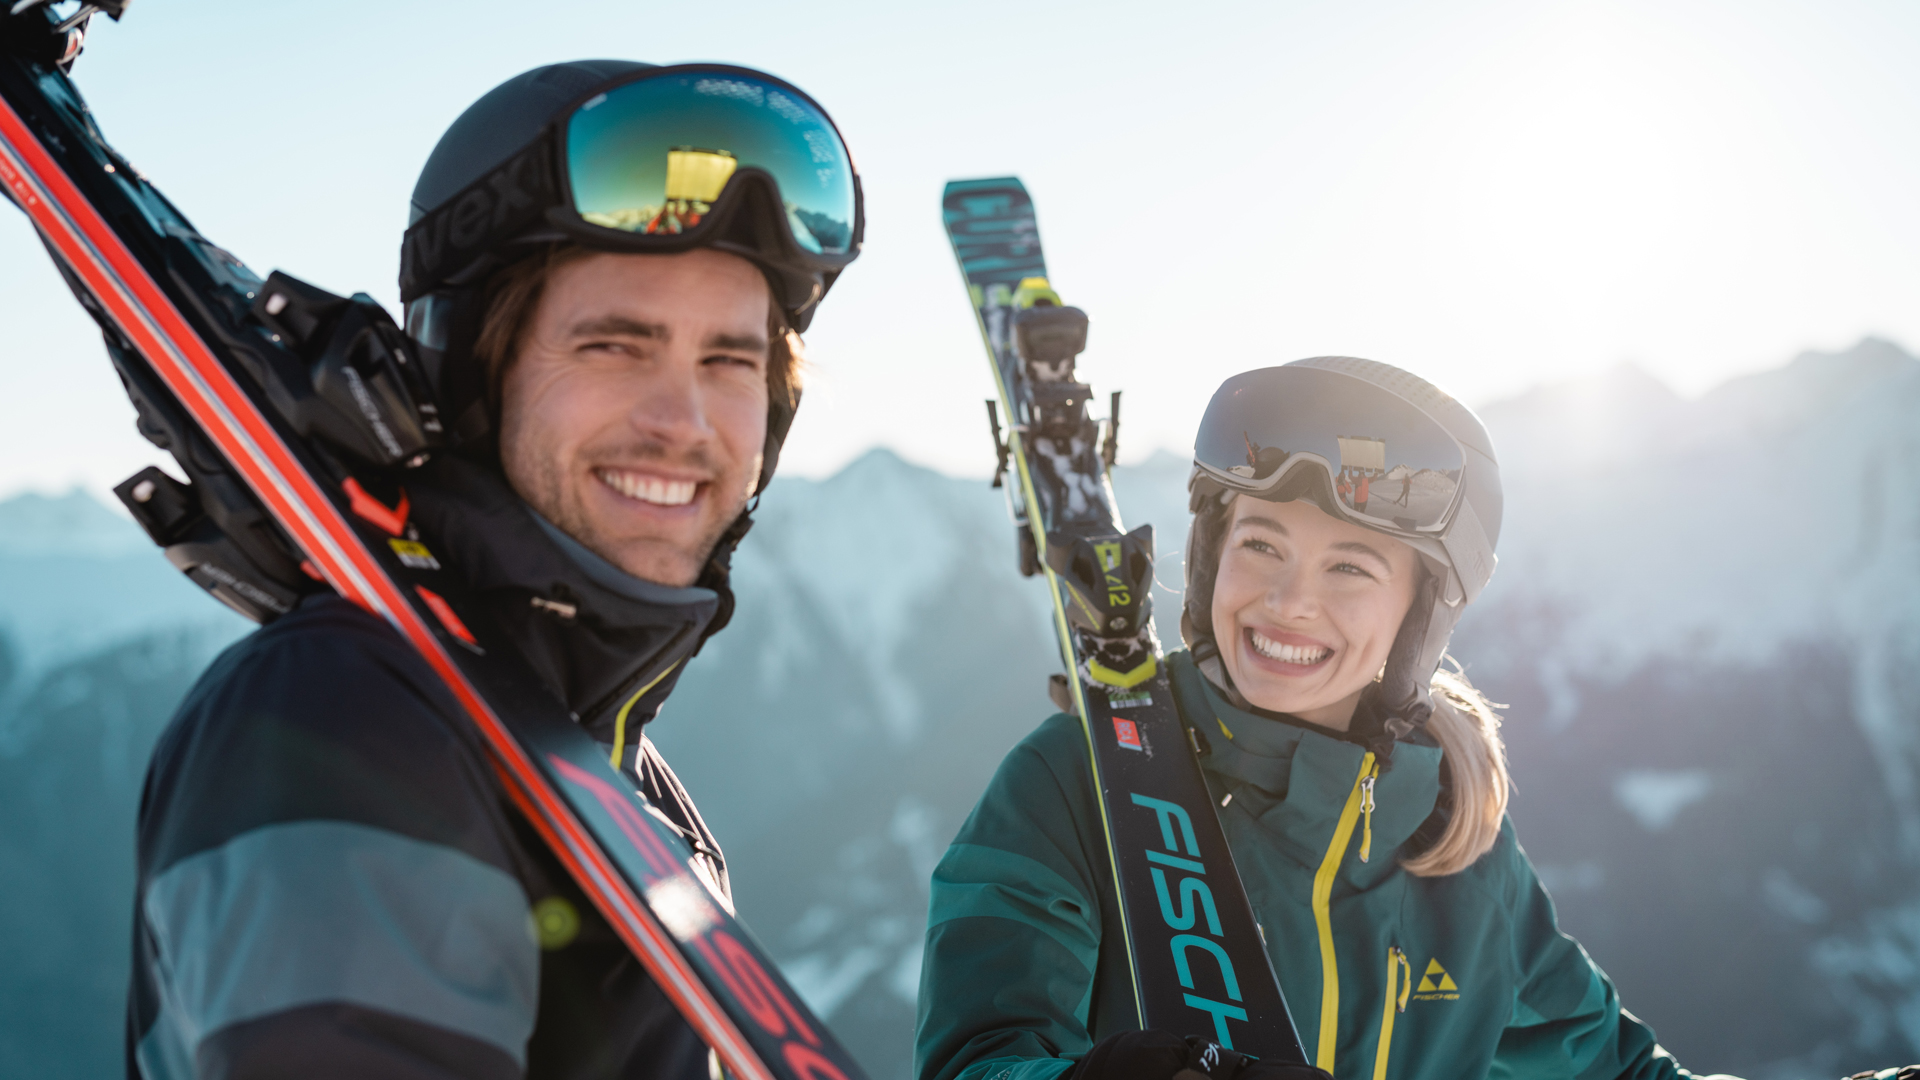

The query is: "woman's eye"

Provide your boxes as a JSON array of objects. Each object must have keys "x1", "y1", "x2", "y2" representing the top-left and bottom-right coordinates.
[
  {"x1": 1332, "y1": 562, "x2": 1376, "y2": 579},
  {"x1": 1239, "y1": 538, "x2": 1277, "y2": 556}
]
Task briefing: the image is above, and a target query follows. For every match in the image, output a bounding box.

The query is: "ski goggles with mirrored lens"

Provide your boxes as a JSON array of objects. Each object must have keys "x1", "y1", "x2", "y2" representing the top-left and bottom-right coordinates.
[
  {"x1": 400, "y1": 64, "x2": 862, "y2": 309},
  {"x1": 1192, "y1": 366, "x2": 1468, "y2": 535}
]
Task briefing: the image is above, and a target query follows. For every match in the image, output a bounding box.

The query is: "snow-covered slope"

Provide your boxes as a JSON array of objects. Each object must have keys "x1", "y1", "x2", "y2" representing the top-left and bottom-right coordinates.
[
  {"x1": 1471, "y1": 339, "x2": 1920, "y2": 876},
  {"x1": 1478, "y1": 336, "x2": 1920, "y2": 677},
  {"x1": 1460, "y1": 338, "x2": 1920, "y2": 1077}
]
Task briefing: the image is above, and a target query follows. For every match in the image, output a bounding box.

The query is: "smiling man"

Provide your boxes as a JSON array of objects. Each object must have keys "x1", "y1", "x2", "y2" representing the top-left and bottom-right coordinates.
[
  {"x1": 493, "y1": 247, "x2": 783, "y2": 587},
  {"x1": 128, "y1": 61, "x2": 860, "y2": 1080}
]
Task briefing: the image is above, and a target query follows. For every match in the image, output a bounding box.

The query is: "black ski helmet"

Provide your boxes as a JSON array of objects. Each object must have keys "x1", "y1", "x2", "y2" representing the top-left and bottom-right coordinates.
[
  {"x1": 1181, "y1": 357, "x2": 1503, "y2": 750},
  {"x1": 399, "y1": 59, "x2": 864, "y2": 491}
]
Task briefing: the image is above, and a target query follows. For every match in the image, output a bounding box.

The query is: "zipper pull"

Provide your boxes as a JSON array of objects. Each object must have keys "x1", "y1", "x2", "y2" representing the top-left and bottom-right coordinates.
[{"x1": 1358, "y1": 771, "x2": 1377, "y2": 863}]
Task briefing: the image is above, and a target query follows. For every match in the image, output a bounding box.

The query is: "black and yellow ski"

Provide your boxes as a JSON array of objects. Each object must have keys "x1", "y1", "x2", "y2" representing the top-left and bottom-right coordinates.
[{"x1": 942, "y1": 177, "x2": 1305, "y2": 1061}]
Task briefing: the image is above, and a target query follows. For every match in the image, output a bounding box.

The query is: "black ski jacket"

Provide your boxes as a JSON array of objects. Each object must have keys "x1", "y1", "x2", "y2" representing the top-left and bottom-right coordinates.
[{"x1": 128, "y1": 457, "x2": 737, "y2": 1080}]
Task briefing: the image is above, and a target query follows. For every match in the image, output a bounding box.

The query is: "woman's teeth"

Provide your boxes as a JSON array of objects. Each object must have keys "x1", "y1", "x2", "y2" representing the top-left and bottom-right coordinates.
[
  {"x1": 597, "y1": 469, "x2": 697, "y2": 507},
  {"x1": 1250, "y1": 631, "x2": 1331, "y2": 665}
]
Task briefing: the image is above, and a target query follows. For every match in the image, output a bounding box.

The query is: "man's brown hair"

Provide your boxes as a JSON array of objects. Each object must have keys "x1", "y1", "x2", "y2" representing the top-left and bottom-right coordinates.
[{"x1": 471, "y1": 243, "x2": 804, "y2": 424}]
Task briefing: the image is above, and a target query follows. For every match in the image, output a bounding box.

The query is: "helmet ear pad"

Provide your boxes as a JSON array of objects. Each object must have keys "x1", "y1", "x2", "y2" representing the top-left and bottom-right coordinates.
[
  {"x1": 405, "y1": 286, "x2": 494, "y2": 447},
  {"x1": 1372, "y1": 568, "x2": 1441, "y2": 739},
  {"x1": 757, "y1": 384, "x2": 798, "y2": 496}
]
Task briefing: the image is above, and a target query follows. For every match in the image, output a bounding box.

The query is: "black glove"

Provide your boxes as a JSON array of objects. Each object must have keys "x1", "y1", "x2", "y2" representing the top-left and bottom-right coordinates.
[
  {"x1": 1067, "y1": 1030, "x2": 1330, "y2": 1080},
  {"x1": 1844, "y1": 1068, "x2": 1920, "y2": 1080}
]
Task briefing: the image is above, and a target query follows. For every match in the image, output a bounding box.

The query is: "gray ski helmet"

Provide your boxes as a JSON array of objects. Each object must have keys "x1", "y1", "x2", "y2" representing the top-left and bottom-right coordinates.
[
  {"x1": 1181, "y1": 357, "x2": 1502, "y2": 734},
  {"x1": 401, "y1": 60, "x2": 861, "y2": 490}
]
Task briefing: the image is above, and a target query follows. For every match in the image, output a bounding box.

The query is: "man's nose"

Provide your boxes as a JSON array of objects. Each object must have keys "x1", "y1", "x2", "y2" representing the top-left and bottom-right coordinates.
[{"x1": 624, "y1": 353, "x2": 712, "y2": 440}]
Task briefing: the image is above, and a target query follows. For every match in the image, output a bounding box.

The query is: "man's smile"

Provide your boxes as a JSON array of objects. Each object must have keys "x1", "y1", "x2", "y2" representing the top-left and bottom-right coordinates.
[{"x1": 594, "y1": 467, "x2": 700, "y2": 508}]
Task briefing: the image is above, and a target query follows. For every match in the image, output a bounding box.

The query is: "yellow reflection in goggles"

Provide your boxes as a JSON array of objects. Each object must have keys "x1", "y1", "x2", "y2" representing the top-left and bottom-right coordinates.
[
  {"x1": 580, "y1": 148, "x2": 740, "y2": 235},
  {"x1": 665, "y1": 147, "x2": 737, "y2": 202}
]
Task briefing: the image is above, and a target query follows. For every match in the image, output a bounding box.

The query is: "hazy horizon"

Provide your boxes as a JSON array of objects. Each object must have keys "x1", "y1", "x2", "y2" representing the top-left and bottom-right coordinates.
[{"x1": 0, "y1": 333, "x2": 1892, "y2": 505}]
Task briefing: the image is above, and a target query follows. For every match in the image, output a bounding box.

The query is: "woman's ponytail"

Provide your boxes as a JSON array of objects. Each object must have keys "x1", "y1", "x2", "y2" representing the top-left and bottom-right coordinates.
[{"x1": 1401, "y1": 666, "x2": 1510, "y2": 877}]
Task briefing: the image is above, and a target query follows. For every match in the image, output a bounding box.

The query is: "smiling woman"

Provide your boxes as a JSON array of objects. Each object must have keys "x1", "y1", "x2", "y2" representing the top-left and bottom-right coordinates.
[
  {"x1": 1182, "y1": 461, "x2": 1509, "y2": 881},
  {"x1": 1206, "y1": 497, "x2": 1422, "y2": 732},
  {"x1": 915, "y1": 358, "x2": 1751, "y2": 1080}
]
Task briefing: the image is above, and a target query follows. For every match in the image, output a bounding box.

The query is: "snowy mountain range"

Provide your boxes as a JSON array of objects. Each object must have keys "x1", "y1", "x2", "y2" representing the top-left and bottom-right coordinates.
[{"x1": 1, "y1": 338, "x2": 1915, "y2": 1078}]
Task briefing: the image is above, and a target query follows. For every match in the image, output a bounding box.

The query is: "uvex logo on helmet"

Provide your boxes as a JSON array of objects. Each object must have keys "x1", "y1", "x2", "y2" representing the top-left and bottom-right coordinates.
[{"x1": 399, "y1": 140, "x2": 557, "y2": 301}]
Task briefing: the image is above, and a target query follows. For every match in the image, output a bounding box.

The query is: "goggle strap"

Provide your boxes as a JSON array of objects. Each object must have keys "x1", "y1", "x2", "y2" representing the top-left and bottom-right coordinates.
[{"x1": 400, "y1": 136, "x2": 562, "y2": 302}]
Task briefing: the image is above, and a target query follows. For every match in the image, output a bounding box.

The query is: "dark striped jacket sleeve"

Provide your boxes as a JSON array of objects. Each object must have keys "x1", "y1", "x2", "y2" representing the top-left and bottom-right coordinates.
[{"x1": 129, "y1": 596, "x2": 538, "y2": 1080}]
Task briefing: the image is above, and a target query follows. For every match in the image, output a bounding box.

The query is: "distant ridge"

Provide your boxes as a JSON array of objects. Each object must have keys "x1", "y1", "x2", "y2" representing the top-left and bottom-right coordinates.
[
  {"x1": 0, "y1": 487, "x2": 243, "y2": 674},
  {"x1": 1478, "y1": 336, "x2": 1918, "y2": 476},
  {"x1": 0, "y1": 487, "x2": 146, "y2": 557}
]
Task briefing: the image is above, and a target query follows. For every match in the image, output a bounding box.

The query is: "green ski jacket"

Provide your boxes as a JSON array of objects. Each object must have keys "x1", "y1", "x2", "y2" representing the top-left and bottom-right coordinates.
[{"x1": 915, "y1": 651, "x2": 1734, "y2": 1080}]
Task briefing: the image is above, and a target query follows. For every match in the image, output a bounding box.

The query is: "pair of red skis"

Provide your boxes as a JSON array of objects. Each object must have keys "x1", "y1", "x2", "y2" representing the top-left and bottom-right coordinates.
[
  {"x1": 0, "y1": 11, "x2": 855, "y2": 1080},
  {"x1": 1, "y1": 6, "x2": 1303, "y2": 1075}
]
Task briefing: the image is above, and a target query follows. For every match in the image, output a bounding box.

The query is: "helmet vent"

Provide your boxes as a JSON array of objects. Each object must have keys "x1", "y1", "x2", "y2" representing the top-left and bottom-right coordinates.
[
  {"x1": 1285, "y1": 355, "x2": 1495, "y2": 459},
  {"x1": 1287, "y1": 356, "x2": 1458, "y2": 413}
]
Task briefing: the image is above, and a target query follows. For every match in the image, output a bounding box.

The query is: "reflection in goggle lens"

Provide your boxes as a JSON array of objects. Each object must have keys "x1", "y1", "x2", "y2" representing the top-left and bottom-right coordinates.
[
  {"x1": 566, "y1": 73, "x2": 857, "y2": 255},
  {"x1": 1200, "y1": 369, "x2": 1465, "y2": 532},
  {"x1": 1324, "y1": 435, "x2": 1459, "y2": 528}
]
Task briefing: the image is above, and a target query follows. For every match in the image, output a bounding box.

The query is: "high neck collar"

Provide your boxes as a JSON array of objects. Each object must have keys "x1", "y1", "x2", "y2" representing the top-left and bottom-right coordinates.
[
  {"x1": 1169, "y1": 650, "x2": 1443, "y2": 884},
  {"x1": 407, "y1": 454, "x2": 722, "y2": 740},
  {"x1": 524, "y1": 506, "x2": 718, "y2": 610}
]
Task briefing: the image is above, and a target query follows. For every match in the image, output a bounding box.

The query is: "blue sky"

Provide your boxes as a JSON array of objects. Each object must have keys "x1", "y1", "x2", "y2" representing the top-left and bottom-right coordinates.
[{"x1": 4, "y1": 0, "x2": 1919, "y2": 499}]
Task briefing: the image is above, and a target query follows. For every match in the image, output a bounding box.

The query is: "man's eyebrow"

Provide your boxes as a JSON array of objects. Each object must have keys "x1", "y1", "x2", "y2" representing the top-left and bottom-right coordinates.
[
  {"x1": 705, "y1": 331, "x2": 770, "y2": 354},
  {"x1": 569, "y1": 315, "x2": 668, "y2": 340}
]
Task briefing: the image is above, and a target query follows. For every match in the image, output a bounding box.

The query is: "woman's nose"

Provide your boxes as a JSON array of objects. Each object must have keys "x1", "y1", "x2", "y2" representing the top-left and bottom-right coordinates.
[{"x1": 1265, "y1": 569, "x2": 1319, "y2": 620}]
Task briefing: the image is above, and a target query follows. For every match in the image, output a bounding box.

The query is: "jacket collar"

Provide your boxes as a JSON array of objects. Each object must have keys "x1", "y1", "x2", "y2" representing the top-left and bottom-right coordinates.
[
  {"x1": 407, "y1": 453, "x2": 722, "y2": 740},
  {"x1": 1168, "y1": 650, "x2": 1442, "y2": 886}
]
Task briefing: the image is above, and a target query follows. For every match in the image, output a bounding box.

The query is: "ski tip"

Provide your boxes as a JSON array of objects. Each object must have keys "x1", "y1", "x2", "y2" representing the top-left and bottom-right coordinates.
[{"x1": 943, "y1": 176, "x2": 1028, "y2": 198}]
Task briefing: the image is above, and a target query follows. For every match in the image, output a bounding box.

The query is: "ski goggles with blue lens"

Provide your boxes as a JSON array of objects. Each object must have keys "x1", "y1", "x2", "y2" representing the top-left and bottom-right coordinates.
[
  {"x1": 399, "y1": 63, "x2": 862, "y2": 317},
  {"x1": 1191, "y1": 365, "x2": 1468, "y2": 536}
]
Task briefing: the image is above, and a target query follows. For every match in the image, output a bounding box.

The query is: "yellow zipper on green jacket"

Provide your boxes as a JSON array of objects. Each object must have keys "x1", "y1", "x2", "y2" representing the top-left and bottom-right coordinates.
[
  {"x1": 1311, "y1": 752, "x2": 1380, "y2": 1072},
  {"x1": 1373, "y1": 946, "x2": 1410, "y2": 1079}
]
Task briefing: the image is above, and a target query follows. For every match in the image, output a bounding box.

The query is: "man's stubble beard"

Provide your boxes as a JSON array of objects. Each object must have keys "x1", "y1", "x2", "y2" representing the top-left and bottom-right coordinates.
[{"x1": 513, "y1": 431, "x2": 748, "y2": 588}]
